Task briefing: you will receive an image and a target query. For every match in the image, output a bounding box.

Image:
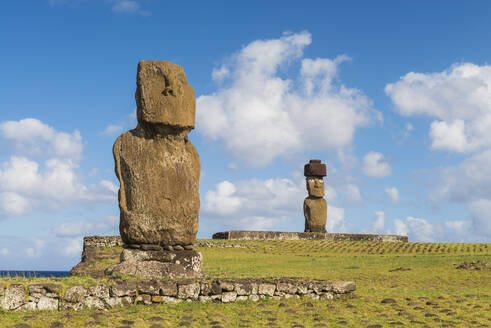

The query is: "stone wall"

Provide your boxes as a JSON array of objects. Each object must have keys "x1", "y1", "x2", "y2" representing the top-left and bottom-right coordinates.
[
  {"x1": 212, "y1": 230, "x2": 408, "y2": 242},
  {"x1": 0, "y1": 278, "x2": 355, "y2": 311}
]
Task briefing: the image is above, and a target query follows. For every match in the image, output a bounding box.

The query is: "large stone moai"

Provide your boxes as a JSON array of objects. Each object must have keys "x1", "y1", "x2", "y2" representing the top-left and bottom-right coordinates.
[
  {"x1": 107, "y1": 60, "x2": 203, "y2": 279},
  {"x1": 303, "y1": 159, "x2": 327, "y2": 233}
]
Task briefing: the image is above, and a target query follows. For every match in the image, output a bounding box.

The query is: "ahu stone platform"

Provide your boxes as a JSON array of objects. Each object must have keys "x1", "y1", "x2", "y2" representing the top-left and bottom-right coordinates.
[{"x1": 212, "y1": 230, "x2": 408, "y2": 242}]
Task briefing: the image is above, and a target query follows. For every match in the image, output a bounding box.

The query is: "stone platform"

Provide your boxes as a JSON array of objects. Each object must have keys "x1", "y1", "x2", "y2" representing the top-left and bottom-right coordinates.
[
  {"x1": 0, "y1": 278, "x2": 355, "y2": 311},
  {"x1": 212, "y1": 230, "x2": 408, "y2": 242}
]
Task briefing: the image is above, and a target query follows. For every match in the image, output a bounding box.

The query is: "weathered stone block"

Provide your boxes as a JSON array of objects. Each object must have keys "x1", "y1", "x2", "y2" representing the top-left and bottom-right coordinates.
[
  {"x1": 83, "y1": 296, "x2": 105, "y2": 309},
  {"x1": 136, "y1": 294, "x2": 152, "y2": 305},
  {"x1": 277, "y1": 282, "x2": 297, "y2": 294},
  {"x1": 177, "y1": 282, "x2": 200, "y2": 300},
  {"x1": 105, "y1": 297, "x2": 123, "y2": 307},
  {"x1": 110, "y1": 281, "x2": 137, "y2": 297},
  {"x1": 219, "y1": 280, "x2": 234, "y2": 292},
  {"x1": 200, "y1": 281, "x2": 212, "y2": 296},
  {"x1": 151, "y1": 295, "x2": 163, "y2": 303},
  {"x1": 2, "y1": 284, "x2": 26, "y2": 310},
  {"x1": 160, "y1": 280, "x2": 178, "y2": 296},
  {"x1": 110, "y1": 257, "x2": 203, "y2": 279},
  {"x1": 199, "y1": 295, "x2": 211, "y2": 302},
  {"x1": 221, "y1": 291, "x2": 237, "y2": 303},
  {"x1": 136, "y1": 60, "x2": 196, "y2": 129},
  {"x1": 87, "y1": 285, "x2": 110, "y2": 299},
  {"x1": 161, "y1": 296, "x2": 181, "y2": 304},
  {"x1": 37, "y1": 296, "x2": 58, "y2": 310},
  {"x1": 137, "y1": 280, "x2": 160, "y2": 295},
  {"x1": 258, "y1": 283, "x2": 276, "y2": 296},
  {"x1": 234, "y1": 281, "x2": 253, "y2": 295},
  {"x1": 331, "y1": 281, "x2": 356, "y2": 294}
]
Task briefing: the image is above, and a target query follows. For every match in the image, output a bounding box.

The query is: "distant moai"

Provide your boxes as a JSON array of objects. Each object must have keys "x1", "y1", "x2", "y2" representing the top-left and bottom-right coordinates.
[
  {"x1": 107, "y1": 60, "x2": 203, "y2": 279},
  {"x1": 303, "y1": 159, "x2": 327, "y2": 233}
]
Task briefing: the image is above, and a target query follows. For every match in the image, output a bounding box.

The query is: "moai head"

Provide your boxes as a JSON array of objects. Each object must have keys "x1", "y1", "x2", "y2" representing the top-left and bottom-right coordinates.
[
  {"x1": 135, "y1": 60, "x2": 196, "y2": 129},
  {"x1": 306, "y1": 177, "x2": 325, "y2": 197},
  {"x1": 304, "y1": 159, "x2": 327, "y2": 198}
]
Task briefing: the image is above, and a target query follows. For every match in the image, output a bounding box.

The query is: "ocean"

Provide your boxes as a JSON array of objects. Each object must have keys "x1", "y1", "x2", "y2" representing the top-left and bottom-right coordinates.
[{"x1": 0, "y1": 271, "x2": 70, "y2": 278}]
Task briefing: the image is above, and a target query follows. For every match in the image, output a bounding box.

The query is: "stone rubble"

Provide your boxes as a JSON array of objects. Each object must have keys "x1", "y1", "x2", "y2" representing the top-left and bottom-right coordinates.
[{"x1": 0, "y1": 278, "x2": 355, "y2": 311}]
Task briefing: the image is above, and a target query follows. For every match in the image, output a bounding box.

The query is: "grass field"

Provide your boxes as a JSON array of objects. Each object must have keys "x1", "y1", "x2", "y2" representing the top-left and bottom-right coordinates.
[{"x1": 1, "y1": 240, "x2": 490, "y2": 328}]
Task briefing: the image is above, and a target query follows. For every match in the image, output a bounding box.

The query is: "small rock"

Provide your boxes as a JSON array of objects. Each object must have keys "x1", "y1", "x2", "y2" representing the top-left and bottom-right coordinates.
[
  {"x1": 381, "y1": 298, "x2": 397, "y2": 304},
  {"x1": 164, "y1": 245, "x2": 174, "y2": 251},
  {"x1": 50, "y1": 323, "x2": 64, "y2": 328},
  {"x1": 184, "y1": 245, "x2": 193, "y2": 250},
  {"x1": 141, "y1": 244, "x2": 163, "y2": 251},
  {"x1": 174, "y1": 245, "x2": 184, "y2": 251}
]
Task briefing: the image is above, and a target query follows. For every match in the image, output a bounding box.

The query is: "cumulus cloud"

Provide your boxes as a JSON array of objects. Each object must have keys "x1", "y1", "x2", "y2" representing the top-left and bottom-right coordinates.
[
  {"x1": 362, "y1": 151, "x2": 392, "y2": 177},
  {"x1": 61, "y1": 237, "x2": 84, "y2": 256},
  {"x1": 325, "y1": 206, "x2": 347, "y2": 232},
  {"x1": 0, "y1": 118, "x2": 117, "y2": 217},
  {"x1": 0, "y1": 248, "x2": 9, "y2": 256},
  {"x1": 467, "y1": 199, "x2": 491, "y2": 238},
  {"x1": 110, "y1": 0, "x2": 149, "y2": 15},
  {"x1": 0, "y1": 156, "x2": 117, "y2": 216},
  {"x1": 53, "y1": 215, "x2": 119, "y2": 237},
  {"x1": 385, "y1": 187, "x2": 399, "y2": 203},
  {"x1": 343, "y1": 184, "x2": 361, "y2": 203},
  {"x1": 0, "y1": 118, "x2": 83, "y2": 161},
  {"x1": 25, "y1": 239, "x2": 46, "y2": 258},
  {"x1": 365, "y1": 211, "x2": 385, "y2": 234},
  {"x1": 197, "y1": 31, "x2": 380, "y2": 167},
  {"x1": 393, "y1": 216, "x2": 435, "y2": 242},
  {"x1": 204, "y1": 178, "x2": 305, "y2": 217},
  {"x1": 202, "y1": 176, "x2": 346, "y2": 232},
  {"x1": 386, "y1": 63, "x2": 491, "y2": 153},
  {"x1": 432, "y1": 149, "x2": 491, "y2": 204}
]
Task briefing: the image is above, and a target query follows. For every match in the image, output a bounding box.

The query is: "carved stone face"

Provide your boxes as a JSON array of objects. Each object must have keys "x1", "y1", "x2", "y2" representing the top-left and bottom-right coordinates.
[
  {"x1": 135, "y1": 60, "x2": 196, "y2": 129},
  {"x1": 306, "y1": 177, "x2": 324, "y2": 198}
]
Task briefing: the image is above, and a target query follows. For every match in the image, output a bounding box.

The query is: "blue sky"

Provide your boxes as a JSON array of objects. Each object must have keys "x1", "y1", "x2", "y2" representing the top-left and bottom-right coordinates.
[{"x1": 1, "y1": 1, "x2": 490, "y2": 270}]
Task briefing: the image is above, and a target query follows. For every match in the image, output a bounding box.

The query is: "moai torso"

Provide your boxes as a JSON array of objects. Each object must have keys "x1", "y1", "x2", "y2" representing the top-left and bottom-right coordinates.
[
  {"x1": 303, "y1": 160, "x2": 327, "y2": 233},
  {"x1": 113, "y1": 60, "x2": 201, "y2": 247}
]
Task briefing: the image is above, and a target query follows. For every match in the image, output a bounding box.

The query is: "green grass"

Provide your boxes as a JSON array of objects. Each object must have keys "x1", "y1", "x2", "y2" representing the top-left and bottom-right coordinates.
[{"x1": 1, "y1": 240, "x2": 490, "y2": 327}]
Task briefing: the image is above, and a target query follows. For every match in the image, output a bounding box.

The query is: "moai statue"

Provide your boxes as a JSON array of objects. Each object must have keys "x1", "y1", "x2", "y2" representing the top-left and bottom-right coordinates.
[
  {"x1": 107, "y1": 60, "x2": 203, "y2": 279},
  {"x1": 303, "y1": 159, "x2": 327, "y2": 233}
]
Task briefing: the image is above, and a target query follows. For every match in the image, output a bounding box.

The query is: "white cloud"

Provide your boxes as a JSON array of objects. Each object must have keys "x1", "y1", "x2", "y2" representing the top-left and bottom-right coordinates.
[
  {"x1": 0, "y1": 118, "x2": 83, "y2": 162},
  {"x1": 53, "y1": 215, "x2": 119, "y2": 237},
  {"x1": 429, "y1": 119, "x2": 473, "y2": 152},
  {"x1": 0, "y1": 248, "x2": 9, "y2": 256},
  {"x1": 197, "y1": 31, "x2": 380, "y2": 167},
  {"x1": 204, "y1": 181, "x2": 242, "y2": 215},
  {"x1": 467, "y1": 199, "x2": 491, "y2": 238},
  {"x1": 0, "y1": 192, "x2": 30, "y2": 216},
  {"x1": 343, "y1": 184, "x2": 361, "y2": 203},
  {"x1": 100, "y1": 111, "x2": 137, "y2": 136},
  {"x1": 204, "y1": 178, "x2": 306, "y2": 218},
  {"x1": 62, "y1": 237, "x2": 83, "y2": 256},
  {"x1": 362, "y1": 151, "x2": 392, "y2": 177},
  {"x1": 393, "y1": 216, "x2": 435, "y2": 242},
  {"x1": 385, "y1": 187, "x2": 399, "y2": 203},
  {"x1": 202, "y1": 176, "x2": 345, "y2": 232},
  {"x1": 386, "y1": 63, "x2": 491, "y2": 153},
  {"x1": 25, "y1": 239, "x2": 46, "y2": 258},
  {"x1": 0, "y1": 156, "x2": 117, "y2": 217},
  {"x1": 432, "y1": 149, "x2": 491, "y2": 204},
  {"x1": 365, "y1": 211, "x2": 385, "y2": 234},
  {"x1": 326, "y1": 206, "x2": 347, "y2": 232},
  {"x1": 101, "y1": 124, "x2": 124, "y2": 136},
  {"x1": 110, "y1": 0, "x2": 149, "y2": 15}
]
